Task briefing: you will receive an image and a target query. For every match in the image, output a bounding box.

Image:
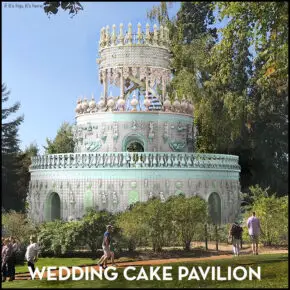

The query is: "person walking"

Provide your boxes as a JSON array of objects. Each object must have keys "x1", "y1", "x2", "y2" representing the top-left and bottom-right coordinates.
[
  {"x1": 25, "y1": 235, "x2": 39, "y2": 277},
  {"x1": 228, "y1": 220, "x2": 243, "y2": 256},
  {"x1": 247, "y1": 212, "x2": 262, "y2": 255},
  {"x1": 97, "y1": 225, "x2": 113, "y2": 269}
]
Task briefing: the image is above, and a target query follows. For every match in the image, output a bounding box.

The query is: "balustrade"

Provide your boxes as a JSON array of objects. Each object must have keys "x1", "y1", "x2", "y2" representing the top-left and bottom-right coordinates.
[{"x1": 29, "y1": 152, "x2": 240, "y2": 171}]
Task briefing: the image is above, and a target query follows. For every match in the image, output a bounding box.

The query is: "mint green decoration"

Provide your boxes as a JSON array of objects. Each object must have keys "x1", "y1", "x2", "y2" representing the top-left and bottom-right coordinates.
[
  {"x1": 84, "y1": 190, "x2": 93, "y2": 210},
  {"x1": 175, "y1": 181, "x2": 183, "y2": 189},
  {"x1": 85, "y1": 139, "x2": 102, "y2": 152},
  {"x1": 169, "y1": 140, "x2": 187, "y2": 152},
  {"x1": 128, "y1": 190, "x2": 139, "y2": 204},
  {"x1": 175, "y1": 190, "x2": 184, "y2": 196}
]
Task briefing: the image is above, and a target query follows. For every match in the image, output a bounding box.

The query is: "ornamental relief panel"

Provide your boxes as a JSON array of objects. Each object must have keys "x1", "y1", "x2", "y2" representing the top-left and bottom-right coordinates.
[{"x1": 99, "y1": 46, "x2": 170, "y2": 70}]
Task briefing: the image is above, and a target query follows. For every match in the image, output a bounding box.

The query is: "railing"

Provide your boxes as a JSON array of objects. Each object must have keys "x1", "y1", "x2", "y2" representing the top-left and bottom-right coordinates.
[
  {"x1": 30, "y1": 152, "x2": 241, "y2": 171},
  {"x1": 100, "y1": 33, "x2": 170, "y2": 49}
]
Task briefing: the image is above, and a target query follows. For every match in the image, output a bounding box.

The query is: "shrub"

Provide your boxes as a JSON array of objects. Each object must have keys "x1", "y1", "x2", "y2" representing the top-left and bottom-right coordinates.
[{"x1": 2, "y1": 210, "x2": 37, "y2": 244}]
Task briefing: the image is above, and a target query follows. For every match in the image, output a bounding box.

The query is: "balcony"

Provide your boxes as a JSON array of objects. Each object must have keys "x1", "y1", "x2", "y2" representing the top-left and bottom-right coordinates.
[{"x1": 30, "y1": 152, "x2": 241, "y2": 171}]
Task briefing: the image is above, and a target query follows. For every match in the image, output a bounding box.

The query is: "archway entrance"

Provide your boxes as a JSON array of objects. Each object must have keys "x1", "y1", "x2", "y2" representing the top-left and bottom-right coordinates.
[
  {"x1": 51, "y1": 193, "x2": 61, "y2": 220},
  {"x1": 208, "y1": 192, "x2": 221, "y2": 225},
  {"x1": 45, "y1": 192, "x2": 61, "y2": 221},
  {"x1": 123, "y1": 134, "x2": 146, "y2": 152},
  {"x1": 126, "y1": 141, "x2": 144, "y2": 152}
]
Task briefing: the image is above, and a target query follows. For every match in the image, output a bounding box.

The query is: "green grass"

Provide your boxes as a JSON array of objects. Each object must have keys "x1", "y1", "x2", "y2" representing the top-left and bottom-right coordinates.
[
  {"x1": 2, "y1": 254, "x2": 288, "y2": 288},
  {"x1": 14, "y1": 256, "x2": 137, "y2": 274},
  {"x1": 14, "y1": 258, "x2": 97, "y2": 274}
]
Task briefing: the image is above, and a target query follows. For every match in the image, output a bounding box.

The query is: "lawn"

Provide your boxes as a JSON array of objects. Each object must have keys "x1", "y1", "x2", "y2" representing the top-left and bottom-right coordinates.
[
  {"x1": 2, "y1": 254, "x2": 288, "y2": 288},
  {"x1": 14, "y1": 256, "x2": 136, "y2": 274}
]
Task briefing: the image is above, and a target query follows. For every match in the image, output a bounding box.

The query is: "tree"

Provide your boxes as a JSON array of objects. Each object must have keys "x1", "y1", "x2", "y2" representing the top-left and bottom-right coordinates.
[
  {"x1": 167, "y1": 195, "x2": 207, "y2": 251},
  {"x1": 243, "y1": 185, "x2": 288, "y2": 246},
  {"x1": 78, "y1": 210, "x2": 114, "y2": 255},
  {"x1": 43, "y1": 2, "x2": 83, "y2": 17},
  {"x1": 44, "y1": 122, "x2": 75, "y2": 154},
  {"x1": 116, "y1": 202, "x2": 149, "y2": 251},
  {"x1": 2, "y1": 83, "x2": 24, "y2": 211},
  {"x1": 2, "y1": 211, "x2": 36, "y2": 244},
  {"x1": 18, "y1": 143, "x2": 39, "y2": 213},
  {"x1": 143, "y1": 198, "x2": 172, "y2": 252},
  {"x1": 147, "y1": 2, "x2": 288, "y2": 196},
  {"x1": 211, "y1": 2, "x2": 288, "y2": 195}
]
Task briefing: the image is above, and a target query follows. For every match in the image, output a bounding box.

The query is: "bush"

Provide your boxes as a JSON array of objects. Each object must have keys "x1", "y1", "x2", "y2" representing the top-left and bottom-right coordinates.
[
  {"x1": 78, "y1": 209, "x2": 114, "y2": 255},
  {"x1": 2, "y1": 210, "x2": 37, "y2": 244},
  {"x1": 243, "y1": 185, "x2": 288, "y2": 246},
  {"x1": 38, "y1": 220, "x2": 82, "y2": 256}
]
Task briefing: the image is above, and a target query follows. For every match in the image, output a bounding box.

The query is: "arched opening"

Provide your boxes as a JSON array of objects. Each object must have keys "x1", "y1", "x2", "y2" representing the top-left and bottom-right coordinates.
[
  {"x1": 51, "y1": 192, "x2": 61, "y2": 221},
  {"x1": 45, "y1": 192, "x2": 61, "y2": 221},
  {"x1": 208, "y1": 192, "x2": 221, "y2": 225},
  {"x1": 122, "y1": 133, "x2": 146, "y2": 152},
  {"x1": 126, "y1": 141, "x2": 144, "y2": 152}
]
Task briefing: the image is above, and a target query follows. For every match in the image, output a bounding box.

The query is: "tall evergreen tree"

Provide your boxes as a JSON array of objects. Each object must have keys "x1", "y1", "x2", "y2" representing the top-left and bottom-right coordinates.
[
  {"x1": 18, "y1": 143, "x2": 39, "y2": 213},
  {"x1": 44, "y1": 122, "x2": 75, "y2": 154},
  {"x1": 2, "y1": 83, "x2": 24, "y2": 210}
]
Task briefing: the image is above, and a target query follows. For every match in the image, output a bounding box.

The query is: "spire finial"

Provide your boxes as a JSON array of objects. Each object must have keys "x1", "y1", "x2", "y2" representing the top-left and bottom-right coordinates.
[{"x1": 118, "y1": 23, "x2": 124, "y2": 45}]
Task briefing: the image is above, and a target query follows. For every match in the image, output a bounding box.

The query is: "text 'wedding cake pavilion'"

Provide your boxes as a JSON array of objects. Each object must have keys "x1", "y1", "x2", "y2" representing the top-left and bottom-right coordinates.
[{"x1": 27, "y1": 23, "x2": 241, "y2": 224}]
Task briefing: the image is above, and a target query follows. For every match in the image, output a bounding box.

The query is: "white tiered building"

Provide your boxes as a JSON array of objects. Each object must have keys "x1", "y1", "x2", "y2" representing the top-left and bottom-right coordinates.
[{"x1": 27, "y1": 23, "x2": 242, "y2": 224}]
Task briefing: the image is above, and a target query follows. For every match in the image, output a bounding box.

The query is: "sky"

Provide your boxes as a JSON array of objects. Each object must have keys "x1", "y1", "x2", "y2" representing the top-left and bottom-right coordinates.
[{"x1": 2, "y1": 1, "x2": 181, "y2": 154}]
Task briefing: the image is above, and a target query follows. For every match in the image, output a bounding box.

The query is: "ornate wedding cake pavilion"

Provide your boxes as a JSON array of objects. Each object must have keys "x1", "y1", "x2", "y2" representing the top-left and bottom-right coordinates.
[{"x1": 28, "y1": 23, "x2": 241, "y2": 224}]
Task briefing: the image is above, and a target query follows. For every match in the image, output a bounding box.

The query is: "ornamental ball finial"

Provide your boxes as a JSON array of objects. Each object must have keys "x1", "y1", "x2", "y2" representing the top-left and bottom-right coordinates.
[
  {"x1": 181, "y1": 95, "x2": 188, "y2": 113},
  {"x1": 144, "y1": 93, "x2": 151, "y2": 111},
  {"x1": 163, "y1": 93, "x2": 171, "y2": 112},
  {"x1": 98, "y1": 93, "x2": 105, "y2": 111},
  {"x1": 75, "y1": 97, "x2": 82, "y2": 114},
  {"x1": 82, "y1": 96, "x2": 89, "y2": 113},
  {"x1": 117, "y1": 95, "x2": 126, "y2": 111},
  {"x1": 89, "y1": 94, "x2": 96, "y2": 111},
  {"x1": 173, "y1": 92, "x2": 181, "y2": 112},
  {"x1": 130, "y1": 91, "x2": 138, "y2": 111},
  {"x1": 107, "y1": 95, "x2": 115, "y2": 112}
]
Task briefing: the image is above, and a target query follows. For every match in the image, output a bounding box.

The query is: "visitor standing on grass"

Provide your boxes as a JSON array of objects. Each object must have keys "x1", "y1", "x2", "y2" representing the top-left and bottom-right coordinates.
[
  {"x1": 2, "y1": 238, "x2": 14, "y2": 282},
  {"x1": 228, "y1": 220, "x2": 243, "y2": 256},
  {"x1": 9, "y1": 237, "x2": 19, "y2": 281},
  {"x1": 98, "y1": 225, "x2": 113, "y2": 269},
  {"x1": 25, "y1": 235, "x2": 39, "y2": 276},
  {"x1": 247, "y1": 212, "x2": 262, "y2": 255}
]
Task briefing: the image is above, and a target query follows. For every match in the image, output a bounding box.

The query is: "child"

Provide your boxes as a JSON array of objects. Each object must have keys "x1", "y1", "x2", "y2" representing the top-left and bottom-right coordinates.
[{"x1": 25, "y1": 236, "x2": 39, "y2": 276}]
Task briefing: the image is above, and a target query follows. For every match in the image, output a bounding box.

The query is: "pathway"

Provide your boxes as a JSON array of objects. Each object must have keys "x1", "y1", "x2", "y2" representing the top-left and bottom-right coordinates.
[{"x1": 14, "y1": 248, "x2": 288, "y2": 280}]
